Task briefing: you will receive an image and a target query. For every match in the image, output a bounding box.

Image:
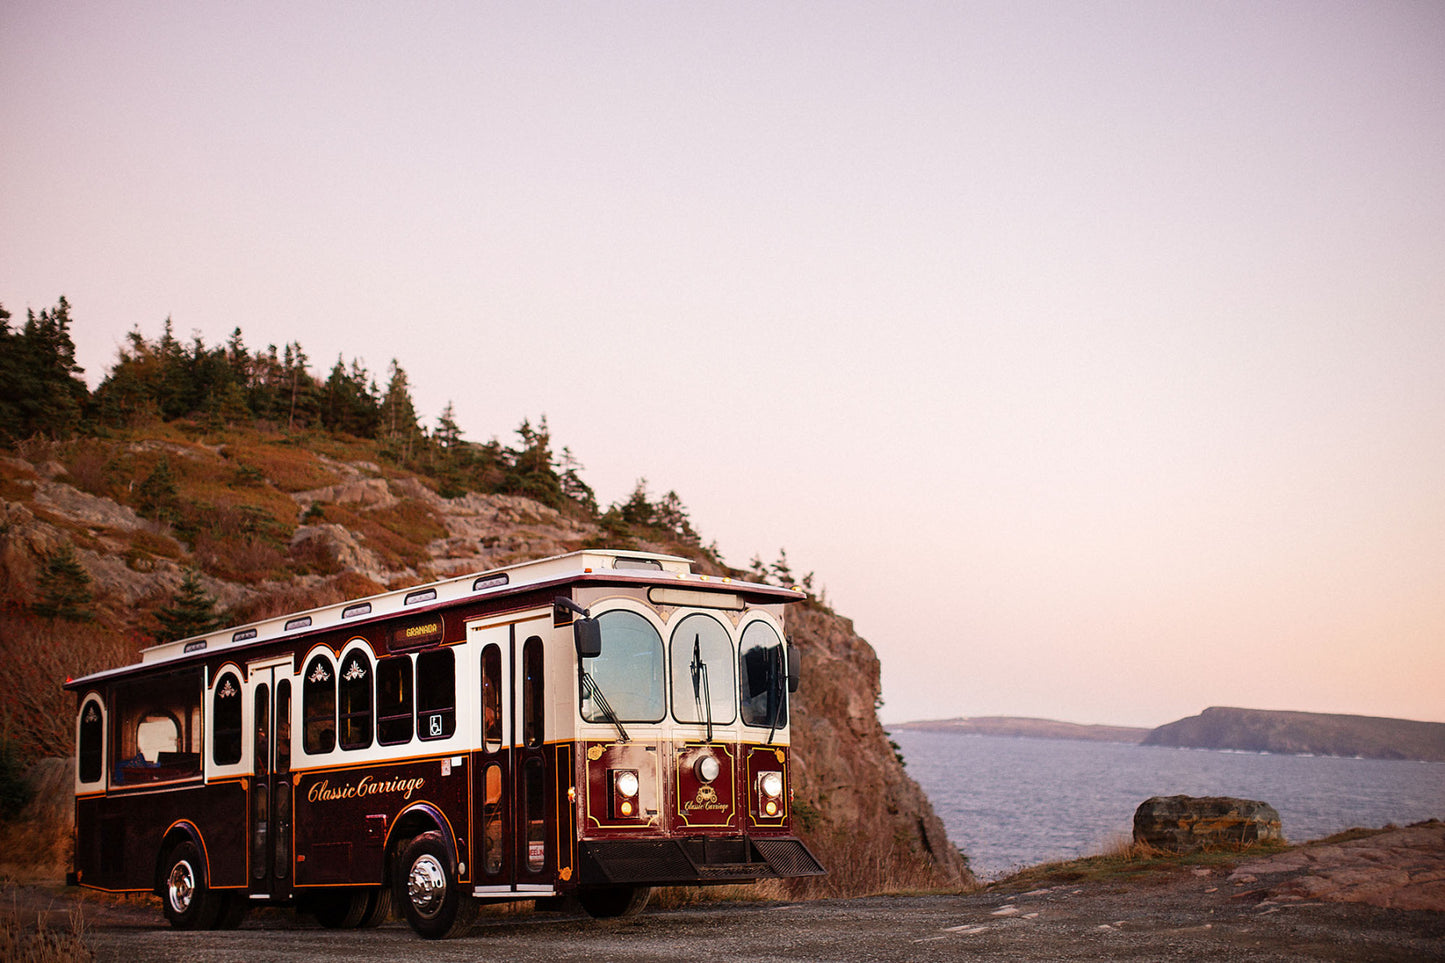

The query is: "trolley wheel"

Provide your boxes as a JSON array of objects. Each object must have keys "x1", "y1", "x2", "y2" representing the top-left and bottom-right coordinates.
[
  {"x1": 359, "y1": 886, "x2": 393, "y2": 927},
  {"x1": 311, "y1": 888, "x2": 371, "y2": 928},
  {"x1": 160, "y1": 841, "x2": 222, "y2": 930},
  {"x1": 215, "y1": 892, "x2": 250, "y2": 929},
  {"x1": 577, "y1": 885, "x2": 652, "y2": 919},
  {"x1": 394, "y1": 832, "x2": 477, "y2": 939}
]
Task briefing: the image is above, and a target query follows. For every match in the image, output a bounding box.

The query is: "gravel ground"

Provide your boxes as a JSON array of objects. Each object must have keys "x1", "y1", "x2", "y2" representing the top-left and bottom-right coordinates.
[
  {"x1": 5, "y1": 870, "x2": 1439, "y2": 963},
  {"x1": 9, "y1": 824, "x2": 1443, "y2": 962}
]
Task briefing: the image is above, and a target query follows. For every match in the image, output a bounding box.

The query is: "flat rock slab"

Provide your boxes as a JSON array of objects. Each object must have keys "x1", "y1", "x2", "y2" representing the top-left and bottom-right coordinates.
[{"x1": 1231, "y1": 820, "x2": 1445, "y2": 911}]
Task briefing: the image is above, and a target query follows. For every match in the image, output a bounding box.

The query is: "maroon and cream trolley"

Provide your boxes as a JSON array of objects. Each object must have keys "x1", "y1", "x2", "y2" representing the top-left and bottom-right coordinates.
[{"x1": 66, "y1": 550, "x2": 823, "y2": 938}]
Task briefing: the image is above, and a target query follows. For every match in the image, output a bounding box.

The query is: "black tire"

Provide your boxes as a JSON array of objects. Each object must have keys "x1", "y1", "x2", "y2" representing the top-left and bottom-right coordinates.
[
  {"x1": 577, "y1": 885, "x2": 652, "y2": 919},
  {"x1": 214, "y1": 893, "x2": 250, "y2": 929},
  {"x1": 311, "y1": 888, "x2": 370, "y2": 928},
  {"x1": 394, "y1": 832, "x2": 477, "y2": 939},
  {"x1": 160, "y1": 841, "x2": 222, "y2": 930},
  {"x1": 359, "y1": 886, "x2": 393, "y2": 927}
]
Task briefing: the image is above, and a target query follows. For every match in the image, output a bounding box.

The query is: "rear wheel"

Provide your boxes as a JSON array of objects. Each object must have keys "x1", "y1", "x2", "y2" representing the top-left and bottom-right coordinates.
[
  {"x1": 311, "y1": 888, "x2": 370, "y2": 928},
  {"x1": 359, "y1": 886, "x2": 393, "y2": 927},
  {"x1": 577, "y1": 885, "x2": 652, "y2": 919},
  {"x1": 394, "y1": 832, "x2": 477, "y2": 939},
  {"x1": 161, "y1": 841, "x2": 222, "y2": 930}
]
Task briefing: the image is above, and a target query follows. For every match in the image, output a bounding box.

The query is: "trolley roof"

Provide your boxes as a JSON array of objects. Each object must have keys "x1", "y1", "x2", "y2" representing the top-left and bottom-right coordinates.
[{"x1": 65, "y1": 549, "x2": 803, "y2": 690}]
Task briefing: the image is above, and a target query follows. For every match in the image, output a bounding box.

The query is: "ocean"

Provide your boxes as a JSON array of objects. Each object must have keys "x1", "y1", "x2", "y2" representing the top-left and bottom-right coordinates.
[{"x1": 890, "y1": 729, "x2": 1445, "y2": 879}]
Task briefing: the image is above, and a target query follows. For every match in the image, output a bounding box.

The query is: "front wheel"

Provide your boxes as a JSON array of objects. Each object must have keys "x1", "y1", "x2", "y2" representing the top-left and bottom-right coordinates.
[
  {"x1": 160, "y1": 841, "x2": 222, "y2": 930},
  {"x1": 577, "y1": 885, "x2": 652, "y2": 919},
  {"x1": 394, "y1": 832, "x2": 477, "y2": 939}
]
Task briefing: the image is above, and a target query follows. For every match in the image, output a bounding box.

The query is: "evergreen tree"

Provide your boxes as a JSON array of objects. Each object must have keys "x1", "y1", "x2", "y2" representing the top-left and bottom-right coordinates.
[
  {"x1": 618, "y1": 479, "x2": 656, "y2": 527},
  {"x1": 505, "y1": 417, "x2": 563, "y2": 508},
  {"x1": 152, "y1": 569, "x2": 221, "y2": 642},
  {"x1": 281, "y1": 341, "x2": 320, "y2": 429},
  {"x1": 655, "y1": 490, "x2": 699, "y2": 542},
  {"x1": 0, "y1": 297, "x2": 89, "y2": 441},
  {"x1": 380, "y1": 360, "x2": 422, "y2": 461},
  {"x1": 136, "y1": 456, "x2": 180, "y2": 523},
  {"x1": 33, "y1": 544, "x2": 94, "y2": 621},
  {"x1": 435, "y1": 401, "x2": 462, "y2": 451},
  {"x1": 558, "y1": 446, "x2": 598, "y2": 514},
  {"x1": 321, "y1": 356, "x2": 380, "y2": 437}
]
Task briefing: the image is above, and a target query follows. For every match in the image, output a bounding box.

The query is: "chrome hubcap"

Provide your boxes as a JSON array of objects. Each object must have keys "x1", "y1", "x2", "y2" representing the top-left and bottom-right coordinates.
[
  {"x1": 407, "y1": 854, "x2": 447, "y2": 919},
  {"x1": 167, "y1": 859, "x2": 196, "y2": 914}
]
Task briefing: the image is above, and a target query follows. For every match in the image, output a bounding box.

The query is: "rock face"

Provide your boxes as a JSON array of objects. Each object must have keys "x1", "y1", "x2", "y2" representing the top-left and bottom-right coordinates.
[
  {"x1": 1133, "y1": 795, "x2": 1283, "y2": 851},
  {"x1": 1231, "y1": 821, "x2": 1445, "y2": 912}
]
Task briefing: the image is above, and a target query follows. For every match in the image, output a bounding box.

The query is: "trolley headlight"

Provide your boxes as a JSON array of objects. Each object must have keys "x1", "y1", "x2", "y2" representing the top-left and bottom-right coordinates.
[
  {"x1": 695, "y1": 754, "x2": 721, "y2": 784},
  {"x1": 611, "y1": 769, "x2": 640, "y2": 818},
  {"x1": 758, "y1": 770, "x2": 784, "y2": 817}
]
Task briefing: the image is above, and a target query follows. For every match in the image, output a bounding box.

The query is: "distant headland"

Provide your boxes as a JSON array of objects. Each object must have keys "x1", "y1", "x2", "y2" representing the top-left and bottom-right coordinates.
[{"x1": 893, "y1": 706, "x2": 1445, "y2": 763}]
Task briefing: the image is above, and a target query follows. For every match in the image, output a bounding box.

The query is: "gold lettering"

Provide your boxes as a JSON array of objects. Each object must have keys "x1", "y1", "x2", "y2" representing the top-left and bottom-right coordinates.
[{"x1": 306, "y1": 775, "x2": 426, "y2": 803}]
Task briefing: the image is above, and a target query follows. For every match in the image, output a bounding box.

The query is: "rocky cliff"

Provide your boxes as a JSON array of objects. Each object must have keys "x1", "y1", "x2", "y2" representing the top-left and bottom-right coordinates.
[
  {"x1": 1142, "y1": 706, "x2": 1445, "y2": 762},
  {"x1": 0, "y1": 435, "x2": 968, "y2": 892}
]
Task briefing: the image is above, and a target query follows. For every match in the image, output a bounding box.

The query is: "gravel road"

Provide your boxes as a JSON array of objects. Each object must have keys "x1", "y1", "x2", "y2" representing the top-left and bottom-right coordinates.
[
  {"x1": 12, "y1": 824, "x2": 1443, "y2": 962},
  {"x1": 10, "y1": 873, "x2": 1436, "y2": 963}
]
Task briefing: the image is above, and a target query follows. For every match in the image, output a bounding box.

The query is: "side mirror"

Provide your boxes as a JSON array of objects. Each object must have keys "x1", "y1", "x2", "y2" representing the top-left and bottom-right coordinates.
[
  {"x1": 555, "y1": 596, "x2": 603, "y2": 659},
  {"x1": 786, "y1": 646, "x2": 800, "y2": 693},
  {"x1": 574, "y1": 618, "x2": 602, "y2": 660}
]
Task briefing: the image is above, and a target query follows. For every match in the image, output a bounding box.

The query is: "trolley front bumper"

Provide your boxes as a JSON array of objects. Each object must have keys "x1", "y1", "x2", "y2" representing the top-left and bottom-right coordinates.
[{"x1": 578, "y1": 835, "x2": 825, "y2": 886}]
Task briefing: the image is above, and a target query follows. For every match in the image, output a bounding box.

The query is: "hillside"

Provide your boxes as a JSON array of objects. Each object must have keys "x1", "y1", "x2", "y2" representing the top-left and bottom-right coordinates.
[
  {"x1": 0, "y1": 427, "x2": 968, "y2": 893},
  {"x1": 1143, "y1": 706, "x2": 1445, "y2": 762},
  {"x1": 897, "y1": 708, "x2": 1445, "y2": 762},
  {"x1": 892, "y1": 716, "x2": 1149, "y2": 743}
]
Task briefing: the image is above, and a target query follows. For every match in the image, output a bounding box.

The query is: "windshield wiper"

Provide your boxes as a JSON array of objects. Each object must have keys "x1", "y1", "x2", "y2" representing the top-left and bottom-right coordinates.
[
  {"x1": 690, "y1": 634, "x2": 714, "y2": 743},
  {"x1": 582, "y1": 670, "x2": 629, "y2": 743}
]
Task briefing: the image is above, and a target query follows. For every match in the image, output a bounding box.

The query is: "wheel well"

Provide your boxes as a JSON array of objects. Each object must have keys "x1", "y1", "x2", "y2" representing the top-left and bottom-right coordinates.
[
  {"x1": 153, "y1": 824, "x2": 203, "y2": 894},
  {"x1": 385, "y1": 807, "x2": 453, "y2": 885}
]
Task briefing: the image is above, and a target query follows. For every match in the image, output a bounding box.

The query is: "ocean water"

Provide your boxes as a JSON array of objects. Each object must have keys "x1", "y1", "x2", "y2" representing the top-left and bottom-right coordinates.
[{"x1": 891, "y1": 729, "x2": 1445, "y2": 879}]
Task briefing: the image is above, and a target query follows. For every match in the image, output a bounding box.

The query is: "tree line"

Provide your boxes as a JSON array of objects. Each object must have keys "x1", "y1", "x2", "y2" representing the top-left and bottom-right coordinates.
[{"x1": 0, "y1": 296, "x2": 706, "y2": 540}]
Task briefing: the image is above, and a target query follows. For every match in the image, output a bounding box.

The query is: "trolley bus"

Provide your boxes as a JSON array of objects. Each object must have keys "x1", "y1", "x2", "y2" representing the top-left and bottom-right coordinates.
[{"x1": 65, "y1": 549, "x2": 824, "y2": 938}]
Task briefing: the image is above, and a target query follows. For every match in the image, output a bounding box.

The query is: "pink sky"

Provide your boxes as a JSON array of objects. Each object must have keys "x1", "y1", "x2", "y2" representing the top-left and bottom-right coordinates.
[{"x1": 3, "y1": 1, "x2": 1442, "y2": 726}]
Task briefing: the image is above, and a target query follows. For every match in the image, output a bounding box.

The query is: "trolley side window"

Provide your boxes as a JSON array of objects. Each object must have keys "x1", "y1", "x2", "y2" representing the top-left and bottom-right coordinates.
[
  {"x1": 338, "y1": 649, "x2": 374, "y2": 751},
  {"x1": 78, "y1": 698, "x2": 104, "y2": 784},
  {"x1": 303, "y1": 654, "x2": 337, "y2": 754},
  {"x1": 377, "y1": 656, "x2": 414, "y2": 746},
  {"x1": 481, "y1": 644, "x2": 501, "y2": 752},
  {"x1": 111, "y1": 669, "x2": 202, "y2": 785},
  {"x1": 416, "y1": 648, "x2": 455, "y2": 741},
  {"x1": 212, "y1": 671, "x2": 244, "y2": 766},
  {"x1": 739, "y1": 620, "x2": 789, "y2": 729},
  {"x1": 522, "y1": 636, "x2": 544, "y2": 748}
]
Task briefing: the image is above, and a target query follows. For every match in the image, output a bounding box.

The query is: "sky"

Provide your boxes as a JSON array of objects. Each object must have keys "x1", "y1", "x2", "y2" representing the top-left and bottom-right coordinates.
[{"x1": 3, "y1": 1, "x2": 1442, "y2": 728}]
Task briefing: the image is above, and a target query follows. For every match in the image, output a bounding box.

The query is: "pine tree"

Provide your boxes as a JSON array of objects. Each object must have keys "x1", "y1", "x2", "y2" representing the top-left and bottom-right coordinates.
[
  {"x1": 435, "y1": 401, "x2": 462, "y2": 451},
  {"x1": 0, "y1": 297, "x2": 89, "y2": 440},
  {"x1": 33, "y1": 544, "x2": 94, "y2": 621},
  {"x1": 137, "y1": 456, "x2": 180, "y2": 523},
  {"x1": 380, "y1": 360, "x2": 422, "y2": 462},
  {"x1": 152, "y1": 570, "x2": 221, "y2": 642},
  {"x1": 558, "y1": 446, "x2": 598, "y2": 514}
]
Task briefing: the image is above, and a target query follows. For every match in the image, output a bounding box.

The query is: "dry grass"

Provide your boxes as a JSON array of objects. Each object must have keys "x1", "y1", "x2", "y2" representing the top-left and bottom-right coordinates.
[
  {"x1": 988, "y1": 834, "x2": 1292, "y2": 893},
  {"x1": 220, "y1": 439, "x2": 340, "y2": 493},
  {"x1": 0, "y1": 890, "x2": 93, "y2": 963}
]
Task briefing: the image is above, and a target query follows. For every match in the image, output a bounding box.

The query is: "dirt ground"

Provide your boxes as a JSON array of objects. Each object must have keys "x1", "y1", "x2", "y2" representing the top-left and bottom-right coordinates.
[{"x1": 7, "y1": 823, "x2": 1443, "y2": 962}]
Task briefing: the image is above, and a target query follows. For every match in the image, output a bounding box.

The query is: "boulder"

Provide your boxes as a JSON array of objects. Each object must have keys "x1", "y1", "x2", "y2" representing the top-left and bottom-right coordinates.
[{"x1": 1133, "y1": 795, "x2": 1283, "y2": 851}]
